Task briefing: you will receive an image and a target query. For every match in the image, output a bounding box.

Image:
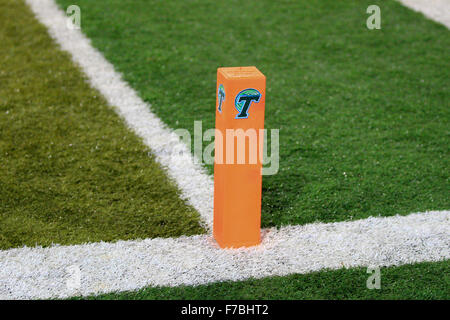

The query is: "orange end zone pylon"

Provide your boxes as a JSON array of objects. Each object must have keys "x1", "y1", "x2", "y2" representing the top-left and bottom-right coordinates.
[{"x1": 213, "y1": 66, "x2": 266, "y2": 248}]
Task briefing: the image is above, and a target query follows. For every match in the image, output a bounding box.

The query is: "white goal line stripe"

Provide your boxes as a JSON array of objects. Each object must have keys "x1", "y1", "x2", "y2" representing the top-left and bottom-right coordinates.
[{"x1": 1, "y1": 211, "x2": 449, "y2": 299}]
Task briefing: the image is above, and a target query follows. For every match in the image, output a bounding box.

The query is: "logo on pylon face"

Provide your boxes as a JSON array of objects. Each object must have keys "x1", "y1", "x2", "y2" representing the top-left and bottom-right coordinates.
[
  {"x1": 217, "y1": 84, "x2": 225, "y2": 113},
  {"x1": 234, "y1": 88, "x2": 261, "y2": 119}
]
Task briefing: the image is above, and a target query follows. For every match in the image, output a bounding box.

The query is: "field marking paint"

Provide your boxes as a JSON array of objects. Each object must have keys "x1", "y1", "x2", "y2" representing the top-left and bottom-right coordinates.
[
  {"x1": 1, "y1": 211, "x2": 449, "y2": 299},
  {"x1": 13, "y1": 0, "x2": 449, "y2": 299},
  {"x1": 398, "y1": 0, "x2": 450, "y2": 29},
  {"x1": 25, "y1": 0, "x2": 214, "y2": 231}
]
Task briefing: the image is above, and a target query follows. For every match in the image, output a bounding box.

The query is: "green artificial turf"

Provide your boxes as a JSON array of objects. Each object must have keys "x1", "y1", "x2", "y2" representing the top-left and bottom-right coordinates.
[
  {"x1": 78, "y1": 260, "x2": 450, "y2": 300},
  {"x1": 0, "y1": 0, "x2": 205, "y2": 250},
  {"x1": 56, "y1": 0, "x2": 449, "y2": 227}
]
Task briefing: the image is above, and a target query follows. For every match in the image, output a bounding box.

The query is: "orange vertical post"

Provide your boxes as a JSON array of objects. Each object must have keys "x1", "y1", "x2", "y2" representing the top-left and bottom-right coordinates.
[{"x1": 213, "y1": 66, "x2": 266, "y2": 248}]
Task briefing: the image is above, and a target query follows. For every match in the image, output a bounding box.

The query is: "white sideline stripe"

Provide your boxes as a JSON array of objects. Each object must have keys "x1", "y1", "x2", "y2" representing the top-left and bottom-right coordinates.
[
  {"x1": 398, "y1": 0, "x2": 450, "y2": 29},
  {"x1": 1, "y1": 211, "x2": 449, "y2": 299},
  {"x1": 25, "y1": 0, "x2": 214, "y2": 230}
]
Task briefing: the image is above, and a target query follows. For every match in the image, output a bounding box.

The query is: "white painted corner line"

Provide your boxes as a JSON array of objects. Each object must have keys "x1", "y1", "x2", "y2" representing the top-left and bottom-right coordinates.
[
  {"x1": 25, "y1": 0, "x2": 214, "y2": 231},
  {"x1": 398, "y1": 0, "x2": 450, "y2": 29},
  {"x1": 7, "y1": 0, "x2": 447, "y2": 300},
  {"x1": 1, "y1": 211, "x2": 449, "y2": 299}
]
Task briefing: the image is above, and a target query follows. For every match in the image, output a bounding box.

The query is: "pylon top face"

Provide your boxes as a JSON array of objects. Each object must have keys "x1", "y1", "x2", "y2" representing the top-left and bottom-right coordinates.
[{"x1": 218, "y1": 66, "x2": 265, "y2": 80}]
